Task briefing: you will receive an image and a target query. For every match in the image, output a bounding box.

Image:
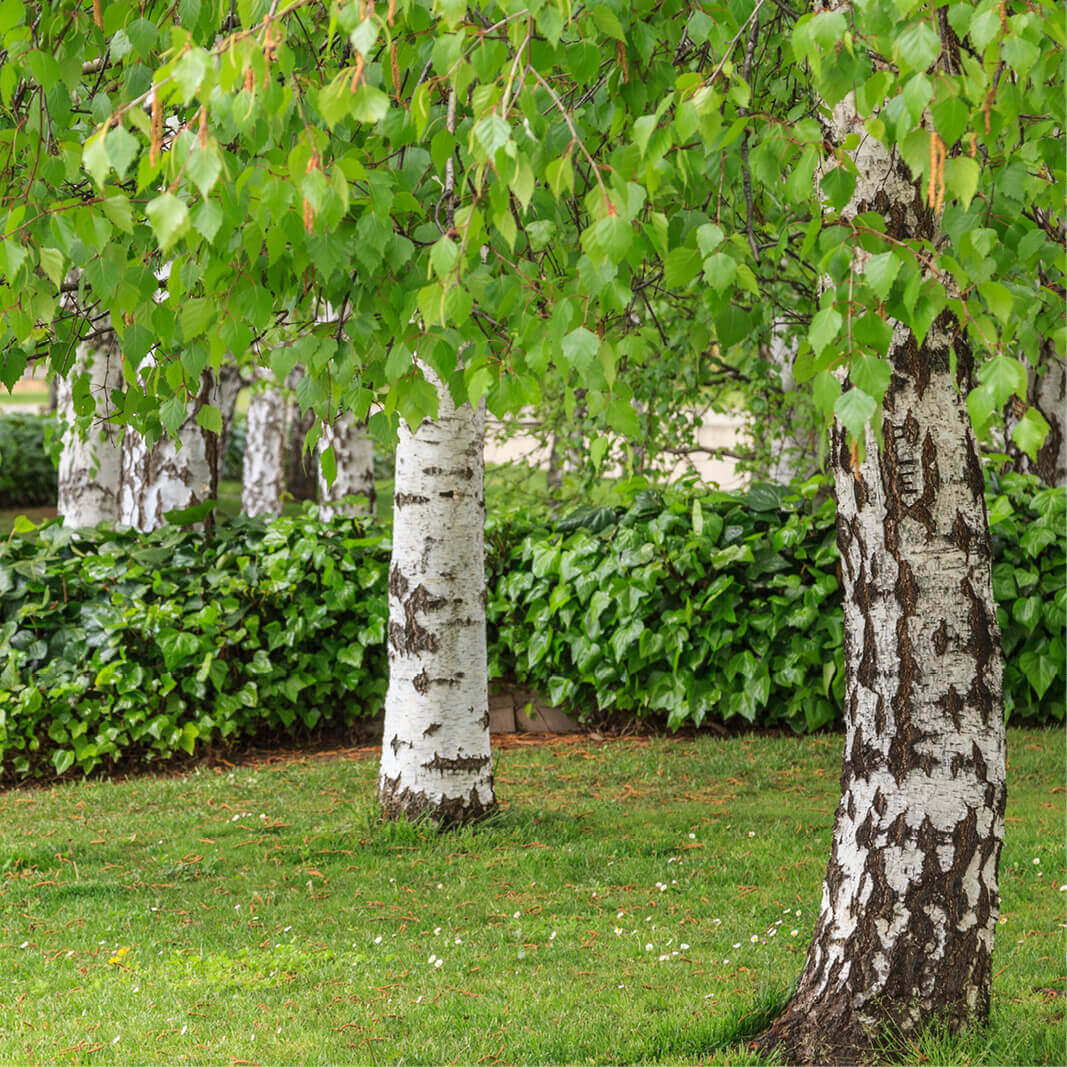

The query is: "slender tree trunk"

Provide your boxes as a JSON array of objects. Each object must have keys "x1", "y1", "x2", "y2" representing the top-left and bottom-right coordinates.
[
  {"x1": 56, "y1": 333, "x2": 123, "y2": 527},
  {"x1": 285, "y1": 368, "x2": 318, "y2": 502},
  {"x1": 317, "y1": 412, "x2": 376, "y2": 519},
  {"x1": 241, "y1": 368, "x2": 287, "y2": 518},
  {"x1": 215, "y1": 360, "x2": 244, "y2": 475},
  {"x1": 119, "y1": 368, "x2": 220, "y2": 533},
  {"x1": 377, "y1": 367, "x2": 494, "y2": 826},
  {"x1": 755, "y1": 90, "x2": 1005, "y2": 1064},
  {"x1": 760, "y1": 322, "x2": 816, "y2": 485}
]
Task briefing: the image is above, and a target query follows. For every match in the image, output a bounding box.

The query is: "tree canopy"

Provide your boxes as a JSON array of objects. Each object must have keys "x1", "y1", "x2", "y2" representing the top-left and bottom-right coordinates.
[{"x1": 0, "y1": 0, "x2": 1063, "y2": 459}]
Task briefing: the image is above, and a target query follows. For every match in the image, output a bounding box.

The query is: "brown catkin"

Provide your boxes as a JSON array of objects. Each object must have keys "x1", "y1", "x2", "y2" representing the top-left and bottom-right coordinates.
[
  {"x1": 350, "y1": 53, "x2": 365, "y2": 92},
  {"x1": 93, "y1": 0, "x2": 103, "y2": 30},
  {"x1": 198, "y1": 106, "x2": 208, "y2": 149}
]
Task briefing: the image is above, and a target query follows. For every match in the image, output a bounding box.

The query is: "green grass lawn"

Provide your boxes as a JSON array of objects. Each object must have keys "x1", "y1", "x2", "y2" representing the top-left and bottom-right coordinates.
[{"x1": 0, "y1": 730, "x2": 1062, "y2": 1065}]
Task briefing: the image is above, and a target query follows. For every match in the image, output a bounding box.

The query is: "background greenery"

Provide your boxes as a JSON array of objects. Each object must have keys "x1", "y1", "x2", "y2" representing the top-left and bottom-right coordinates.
[{"x1": 1, "y1": 471, "x2": 1061, "y2": 780}]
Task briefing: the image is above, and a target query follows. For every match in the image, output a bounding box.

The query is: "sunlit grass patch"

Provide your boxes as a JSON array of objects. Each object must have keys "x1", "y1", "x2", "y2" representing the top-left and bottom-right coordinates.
[{"x1": 0, "y1": 729, "x2": 1061, "y2": 1064}]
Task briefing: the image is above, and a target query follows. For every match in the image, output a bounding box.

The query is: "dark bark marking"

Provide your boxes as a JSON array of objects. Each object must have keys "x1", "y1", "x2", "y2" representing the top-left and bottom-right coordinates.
[
  {"x1": 394, "y1": 492, "x2": 430, "y2": 507},
  {"x1": 420, "y1": 753, "x2": 491, "y2": 773},
  {"x1": 933, "y1": 619, "x2": 949, "y2": 656},
  {"x1": 412, "y1": 670, "x2": 430, "y2": 693},
  {"x1": 377, "y1": 774, "x2": 496, "y2": 829},
  {"x1": 423, "y1": 721, "x2": 441, "y2": 737}
]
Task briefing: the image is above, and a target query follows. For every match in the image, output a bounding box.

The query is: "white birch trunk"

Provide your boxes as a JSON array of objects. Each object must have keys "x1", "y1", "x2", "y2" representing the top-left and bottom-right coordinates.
[
  {"x1": 317, "y1": 412, "x2": 376, "y2": 519},
  {"x1": 56, "y1": 332, "x2": 123, "y2": 527},
  {"x1": 241, "y1": 369, "x2": 287, "y2": 518},
  {"x1": 119, "y1": 366, "x2": 220, "y2": 533},
  {"x1": 760, "y1": 322, "x2": 816, "y2": 485},
  {"x1": 377, "y1": 367, "x2": 494, "y2": 825},
  {"x1": 756, "y1": 86, "x2": 1005, "y2": 1064}
]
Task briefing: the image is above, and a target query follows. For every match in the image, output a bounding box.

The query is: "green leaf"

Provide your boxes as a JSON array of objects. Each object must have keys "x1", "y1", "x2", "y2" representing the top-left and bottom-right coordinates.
[
  {"x1": 430, "y1": 236, "x2": 460, "y2": 279},
  {"x1": 702, "y1": 253, "x2": 736, "y2": 292},
  {"x1": 163, "y1": 500, "x2": 216, "y2": 526},
  {"x1": 850, "y1": 354, "x2": 892, "y2": 402},
  {"x1": 809, "y1": 305, "x2": 842, "y2": 356},
  {"x1": 864, "y1": 251, "x2": 901, "y2": 301},
  {"x1": 1019, "y1": 649, "x2": 1059, "y2": 699},
  {"x1": 320, "y1": 443, "x2": 337, "y2": 489},
  {"x1": 978, "y1": 281, "x2": 1013, "y2": 324},
  {"x1": 186, "y1": 147, "x2": 223, "y2": 197},
  {"x1": 52, "y1": 749, "x2": 75, "y2": 775},
  {"x1": 606, "y1": 396, "x2": 640, "y2": 437},
  {"x1": 561, "y1": 328, "x2": 600, "y2": 375},
  {"x1": 834, "y1": 387, "x2": 877, "y2": 440},
  {"x1": 944, "y1": 156, "x2": 980, "y2": 210},
  {"x1": 977, "y1": 355, "x2": 1028, "y2": 407},
  {"x1": 106, "y1": 124, "x2": 140, "y2": 181},
  {"x1": 146, "y1": 193, "x2": 190, "y2": 251},
  {"x1": 173, "y1": 47, "x2": 210, "y2": 104},
  {"x1": 892, "y1": 21, "x2": 941, "y2": 73},
  {"x1": 37, "y1": 246, "x2": 65, "y2": 289},
  {"x1": 932, "y1": 94, "x2": 970, "y2": 146},
  {"x1": 352, "y1": 85, "x2": 389, "y2": 124},
  {"x1": 812, "y1": 370, "x2": 841, "y2": 420},
  {"x1": 1010, "y1": 408, "x2": 1051, "y2": 462},
  {"x1": 83, "y1": 132, "x2": 109, "y2": 188},
  {"x1": 472, "y1": 114, "x2": 511, "y2": 160},
  {"x1": 196, "y1": 404, "x2": 223, "y2": 434},
  {"x1": 663, "y1": 246, "x2": 702, "y2": 288}
]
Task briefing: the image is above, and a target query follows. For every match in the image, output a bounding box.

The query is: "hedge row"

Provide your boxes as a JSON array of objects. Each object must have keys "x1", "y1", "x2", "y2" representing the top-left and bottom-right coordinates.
[
  {"x1": 0, "y1": 414, "x2": 57, "y2": 507},
  {"x1": 0, "y1": 474, "x2": 1062, "y2": 779}
]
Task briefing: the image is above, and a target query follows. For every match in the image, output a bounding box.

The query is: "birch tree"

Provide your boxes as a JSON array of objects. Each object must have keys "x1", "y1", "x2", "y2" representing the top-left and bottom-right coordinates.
[
  {"x1": 55, "y1": 331, "x2": 123, "y2": 527},
  {"x1": 378, "y1": 364, "x2": 493, "y2": 824},
  {"x1": 241, "y1": 367, "x2": 288, "y2": 518},
  {"x1": 0, "y1": 0, "x2": 1061, "y2": 1051},
  {"x1": 317, "y1": 412, "x2": 376, "y2": 518}
]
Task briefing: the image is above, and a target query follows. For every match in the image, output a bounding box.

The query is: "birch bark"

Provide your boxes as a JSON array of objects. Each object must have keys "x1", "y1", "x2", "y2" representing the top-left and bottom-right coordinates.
[
  {"x1": 377, "y1": 367, "x2": 494, "y2": 825},
  {"x1": 755, "y1": 88, "x2": 1005, "y2": 1065},
  {"x1": 317, "y1": 412, "x2": 376, "y2": 519},
  {"x1": 241, "y1": 368, "x2": 287, "y2": 518},
  {"x1": 119, "y1": 366, "x2": 221, "y2": 533},
  {"x1": 56, "y1": 332, "x2": 123, "y2": 527}
]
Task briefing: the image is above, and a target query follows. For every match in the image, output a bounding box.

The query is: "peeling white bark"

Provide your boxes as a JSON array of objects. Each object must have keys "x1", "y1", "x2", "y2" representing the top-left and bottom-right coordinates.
[
  {"x1": 317, "y1": 412, "x2": 376, "y2": 519},
  {"x1": 56, "y1": 333, "x2": 123, "y2": 527},
  {"x1": 241, "y1": 368, "x2": 287, "y2": 518},
  {"x1": 758, "y1": 86, "x2": 1006, "y2": 1064},
  {"x1": 377, "y1": 365, "x2": 494, "y2": 825},
  {"x1": 119, "y1": 363, "x2": 220, "y2": 533}
]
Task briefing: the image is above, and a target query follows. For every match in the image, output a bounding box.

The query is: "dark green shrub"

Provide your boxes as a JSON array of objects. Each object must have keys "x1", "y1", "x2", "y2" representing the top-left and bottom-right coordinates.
[
  {"x1": 0, "y1": 414, "x2": 58, "y2": 507},
  {"x1": 488, "y1": 475, "x2": 1064, "y2": 732},
  {"x1": 0, "y1": 474, "x2": 1061, "y2": 780},
  {"x1": 0, "y1": 514, "x2": 389, "y2": 779},
  {"x1": 487, "y1": 484, "x2": 846, "y2": 734}
]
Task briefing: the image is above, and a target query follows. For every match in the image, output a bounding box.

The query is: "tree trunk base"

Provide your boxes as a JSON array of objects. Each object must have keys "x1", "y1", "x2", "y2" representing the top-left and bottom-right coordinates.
[
  {"x1": 750, "y1": 1003, "x2": 880, "y2": 1066},
  {"x1": 376, "y1": 775, "x2": 497, "y2": 829}
]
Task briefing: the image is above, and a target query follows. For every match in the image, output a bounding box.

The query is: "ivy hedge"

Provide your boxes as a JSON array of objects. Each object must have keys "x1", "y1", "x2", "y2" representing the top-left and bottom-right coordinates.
[
  {"x1": 0, "y1": 475, "x2": 1062, "y2": 780},
  {"x1": 0, "y1": 414, "x2": 57, "y2": 507}
]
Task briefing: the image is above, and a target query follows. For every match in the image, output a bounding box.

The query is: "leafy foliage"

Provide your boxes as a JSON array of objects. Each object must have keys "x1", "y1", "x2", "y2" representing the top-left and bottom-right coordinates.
[
  {"x1": 2, "y1": 474, "x2": 1061, "y2": 779},
  {"x1": 0, "y1": 515, "x2": 389, "y2": 779},
  {"x1": 0, "y1": 414, "x2": 58, "y2": 507},
  {"x1": 986, "y1": 470, "x2": 1067, "y2": 721},
  {"x1": 488, "y1": 484, "x2": 846, "y2": 733},
  {"x1": 1, "y1": 2, "x2": 1059, "y2": 458}
]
